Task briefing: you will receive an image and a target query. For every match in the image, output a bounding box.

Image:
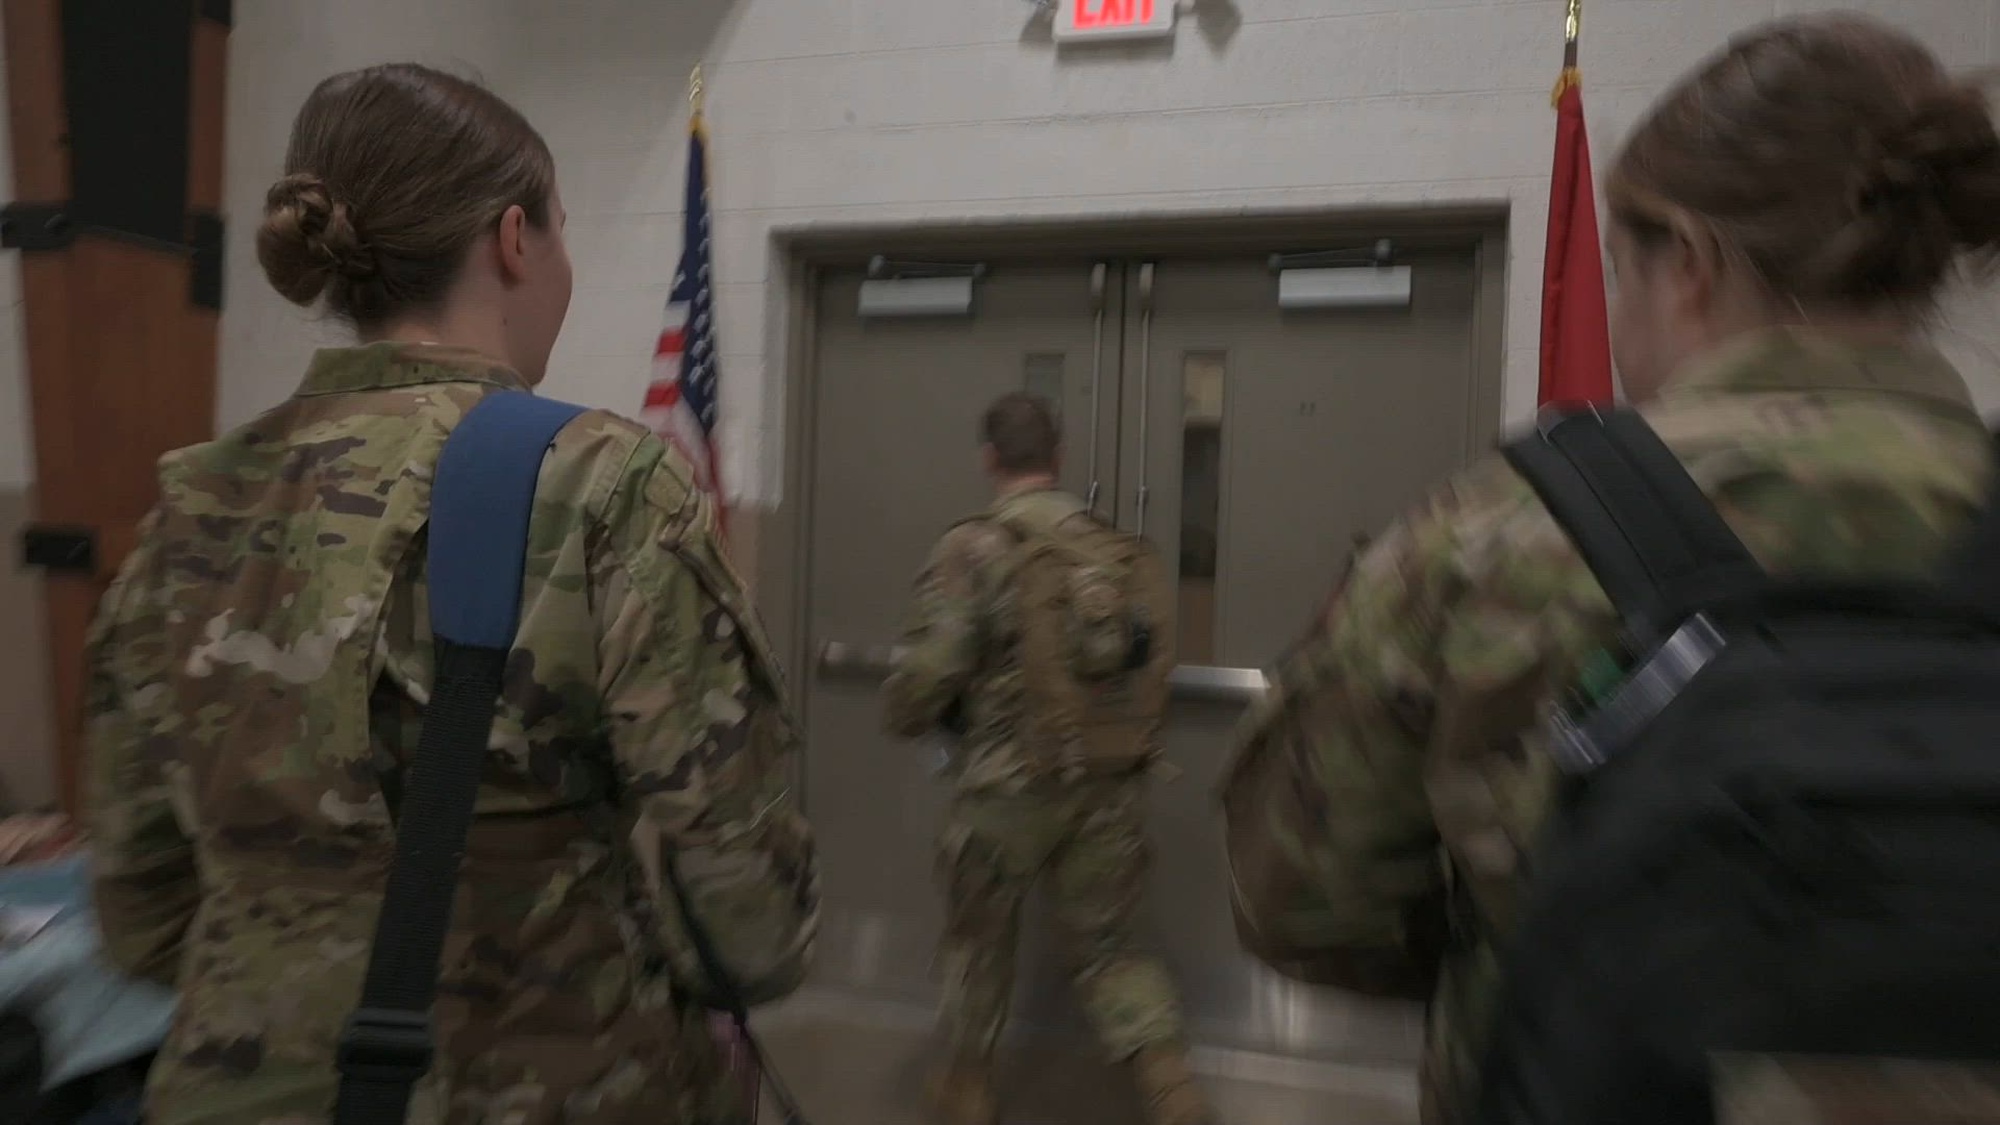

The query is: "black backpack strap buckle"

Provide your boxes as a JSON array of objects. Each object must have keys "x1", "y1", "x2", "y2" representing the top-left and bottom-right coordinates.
[
  {"x1": 335, "y1": 1008, "x2": 435, "y2": 1084},
  {"x1": 1546, "y1": 614, "x2": 1730, "y2": 773}
]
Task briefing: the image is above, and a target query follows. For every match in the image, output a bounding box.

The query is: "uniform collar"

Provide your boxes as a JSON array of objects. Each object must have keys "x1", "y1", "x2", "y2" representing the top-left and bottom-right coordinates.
[
  {"x1": 296, "y1": 342, "x2": 531, "y2": 398},
  {"x1": 991, "y1": 487, "x2": 1084, "y2": 522},
  {"x1": 1659, "y1": 327, "x2": 1972, "y2": 409}
]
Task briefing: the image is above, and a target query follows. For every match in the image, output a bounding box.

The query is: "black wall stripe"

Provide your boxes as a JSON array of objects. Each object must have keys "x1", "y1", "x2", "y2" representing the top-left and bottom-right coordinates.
[{"x1": 61, "y1": 0, "x2": 193, "y2": 248}]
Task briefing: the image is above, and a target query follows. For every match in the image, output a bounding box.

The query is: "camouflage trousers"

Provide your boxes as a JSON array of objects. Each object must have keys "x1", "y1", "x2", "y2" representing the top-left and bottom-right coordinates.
[{"x1": 934, "y1": 776, "x2": 1185, "y2": 1063}]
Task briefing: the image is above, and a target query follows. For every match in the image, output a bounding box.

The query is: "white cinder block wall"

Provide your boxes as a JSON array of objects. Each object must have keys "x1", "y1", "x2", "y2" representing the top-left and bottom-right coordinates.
[{"x1": 212, "y1": 0, "x2": 2000, "y2": 508}]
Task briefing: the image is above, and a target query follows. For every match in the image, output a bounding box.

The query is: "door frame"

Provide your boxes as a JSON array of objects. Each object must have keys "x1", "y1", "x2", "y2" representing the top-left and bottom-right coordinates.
[{"x1": 754, "y1": 206, "x2": 1510, "y2": 769}]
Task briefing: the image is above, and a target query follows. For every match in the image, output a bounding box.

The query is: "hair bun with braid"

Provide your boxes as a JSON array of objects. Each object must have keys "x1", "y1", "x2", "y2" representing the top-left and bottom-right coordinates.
[
  {"x1": 1827, "y1": 80, "x2": 2000, "y2": 301},
  {"x1": 254, "y1": 64, "x2": 555, "y2": 327},
  {"x1": 1611, "y1": 13, "x2": 2000, "y2": 310},
  {"x1": 257, "y1": 172, "x2": 378, "y2": 306}
]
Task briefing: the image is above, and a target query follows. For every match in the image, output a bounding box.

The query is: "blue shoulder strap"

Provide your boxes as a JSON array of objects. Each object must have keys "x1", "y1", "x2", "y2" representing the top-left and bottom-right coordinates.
[
  {"x1": 428, "y1": 392, "x2": 591, "y2": 648},
  {"x1": 334, "y1": 390, "x2": 587, "y2": 1125}
]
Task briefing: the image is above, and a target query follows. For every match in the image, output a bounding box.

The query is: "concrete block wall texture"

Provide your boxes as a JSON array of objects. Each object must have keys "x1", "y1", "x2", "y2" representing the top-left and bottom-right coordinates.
[
  {"x1": 206, "y1": 0, "x2": 2000, "y2": 508},
  {"x1": 3, "y1": 1, "x2": 1999, "y2": 507},
  {"x1": 0, "y1": 3, "x2": 1995, "y2": 800}
]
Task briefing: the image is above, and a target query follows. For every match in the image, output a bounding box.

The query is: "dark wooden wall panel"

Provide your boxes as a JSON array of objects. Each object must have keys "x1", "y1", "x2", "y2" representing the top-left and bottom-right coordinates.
[{"x1": 5, "y1": 0, "x2": 228, "y2": 814}]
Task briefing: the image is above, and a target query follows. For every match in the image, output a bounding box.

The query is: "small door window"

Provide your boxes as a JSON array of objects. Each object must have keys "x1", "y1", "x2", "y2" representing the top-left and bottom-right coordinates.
[
  {"x1": 1023, "y1": 352, "x2": 1065, "y2": 418},
  {"x1": 1179, "y1": 351, "x2": 1226, "y2": 663}
]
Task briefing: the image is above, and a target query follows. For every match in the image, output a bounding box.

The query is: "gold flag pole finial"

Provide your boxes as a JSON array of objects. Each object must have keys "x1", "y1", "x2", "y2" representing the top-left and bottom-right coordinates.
[
  {"x1": 1553, "y1": 0, "x2": 1583, "y2": 104},
  {"x1": 689, "y1": 64, "x2": 706, "y2": 116}
]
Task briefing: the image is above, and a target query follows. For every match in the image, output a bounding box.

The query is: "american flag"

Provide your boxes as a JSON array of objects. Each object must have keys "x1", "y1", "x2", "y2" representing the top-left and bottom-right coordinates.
[{"x1": 642, "y1": 111, "x2": 725, "y2": 514}]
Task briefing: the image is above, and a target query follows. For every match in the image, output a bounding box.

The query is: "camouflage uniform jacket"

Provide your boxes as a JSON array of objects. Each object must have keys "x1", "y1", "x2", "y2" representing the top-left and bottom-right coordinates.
[
  {"x1": 883, "y1": 488, "x2": 1091, "y2": 794},
  {"x1": 84, "y1": 343, "x2": 819, "y2": 1125},
  {"x1": 1222, "y1": 330, "x2": 1994, "y2": 1124}
]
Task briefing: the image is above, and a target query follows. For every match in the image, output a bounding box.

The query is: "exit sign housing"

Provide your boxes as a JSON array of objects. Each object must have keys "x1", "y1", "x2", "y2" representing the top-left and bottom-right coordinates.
[{"x1": 1054, "y1": 0, "x2": 1177, "y2": 44}]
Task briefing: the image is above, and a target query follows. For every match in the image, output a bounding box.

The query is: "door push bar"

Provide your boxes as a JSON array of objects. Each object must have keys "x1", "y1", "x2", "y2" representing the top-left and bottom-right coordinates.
[{"x1": 817, "y1": 641, "x2": 1268, "y2": 704}]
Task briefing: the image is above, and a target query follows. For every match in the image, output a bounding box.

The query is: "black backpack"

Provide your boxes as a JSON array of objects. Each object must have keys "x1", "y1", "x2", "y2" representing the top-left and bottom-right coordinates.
[
  {"x1": 1473, "y1": 410, "x2": 2000, "y2": 1125},
  {"x1": 0, "y1": 1012, "x2": 42, "y2": 1118},
  {"x1": 0, "y1": 1007, "x2": 148, "y2": 1125}
]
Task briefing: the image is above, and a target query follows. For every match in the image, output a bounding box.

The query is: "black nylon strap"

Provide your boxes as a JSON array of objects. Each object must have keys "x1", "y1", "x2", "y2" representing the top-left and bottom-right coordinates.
[
  {"x1": 332, "y1": 392, "x2": 585, "y2": 1124},
  {"x1": 660, "y1": 856, "x2": 810, "y2": 1125},
  {"x1": 1504, "y1": 411, "x2": 1765, "y2": 639},
  {"x1": 333, "y1": 641, "x2": 508, "y2": 1124}
]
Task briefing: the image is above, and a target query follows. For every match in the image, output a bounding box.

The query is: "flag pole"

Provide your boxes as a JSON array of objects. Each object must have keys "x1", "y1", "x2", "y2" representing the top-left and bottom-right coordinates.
[
  {"x1": 670, "y1": 60, "x2": 728, "y2": 536},
  {"x1": 1540, "y1": 0, "x2": 1614, "y2": 409},
  {"x1": 1555, "y1": 0, "x2": 1582, "y2": 101}
]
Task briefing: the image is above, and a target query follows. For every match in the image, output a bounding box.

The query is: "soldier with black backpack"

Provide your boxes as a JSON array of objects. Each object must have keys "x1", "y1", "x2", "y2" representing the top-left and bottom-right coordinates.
[
  {"x1": 1222, "y1": 14, "x2": 2000, "y2": 1125},
  {"x1": 885, "y1": 393, "x2": 1214, "y2": 1125}
]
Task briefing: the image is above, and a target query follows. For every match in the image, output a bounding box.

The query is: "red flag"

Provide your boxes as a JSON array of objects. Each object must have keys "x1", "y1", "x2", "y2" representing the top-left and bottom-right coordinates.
[{"x1": 1540, "y1": 59, "x2": 1615, "y2": 408}]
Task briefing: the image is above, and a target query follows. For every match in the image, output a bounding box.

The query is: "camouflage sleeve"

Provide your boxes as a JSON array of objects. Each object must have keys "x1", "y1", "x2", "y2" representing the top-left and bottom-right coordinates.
[
  {"x1": 1221, "y1": 498, "x2": 1457, "y2": 1000},
  {"x1": 595, "y1": 447, "x2": 818, "y2": 1007},
  {"x1": 85, "y1": 522, "x2": 202, "y2": 987},
  {"x1": 881, "y1": 521, "x2": 1009, "y2": 738}
]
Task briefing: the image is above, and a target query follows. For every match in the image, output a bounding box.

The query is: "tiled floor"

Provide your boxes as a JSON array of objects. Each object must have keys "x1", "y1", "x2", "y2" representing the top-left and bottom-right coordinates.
[{"x1": 754, "y1": 991, "x2": 1421, "y2": 1125}]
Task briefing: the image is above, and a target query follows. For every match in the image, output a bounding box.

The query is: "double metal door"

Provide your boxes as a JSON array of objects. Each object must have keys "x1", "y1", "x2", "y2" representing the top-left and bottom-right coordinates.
[{"x1": 803, "y1": 251, "x2": 1486, "y2": 1065}]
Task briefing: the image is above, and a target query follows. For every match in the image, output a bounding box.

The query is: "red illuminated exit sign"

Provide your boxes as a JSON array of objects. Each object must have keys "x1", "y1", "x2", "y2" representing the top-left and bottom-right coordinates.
[{"x1": 1054, "y1": 0, "x2": 1177, "y2": 44}]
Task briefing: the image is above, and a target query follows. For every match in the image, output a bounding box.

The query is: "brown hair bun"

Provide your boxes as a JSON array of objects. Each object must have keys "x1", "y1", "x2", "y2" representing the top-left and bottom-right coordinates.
[
  {"x1": 257, "y1": 172, "x2": 375, "y2": 307},
  {"x1": 1611, "y1": 14, "x2": 2000, "y2": 310},
  {"x1": 1804, "y1": 78, "x2": 2000, "y2": 303},
  {"x1": 254, "y1": 64, "x2": 554, "y2": 328}
]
